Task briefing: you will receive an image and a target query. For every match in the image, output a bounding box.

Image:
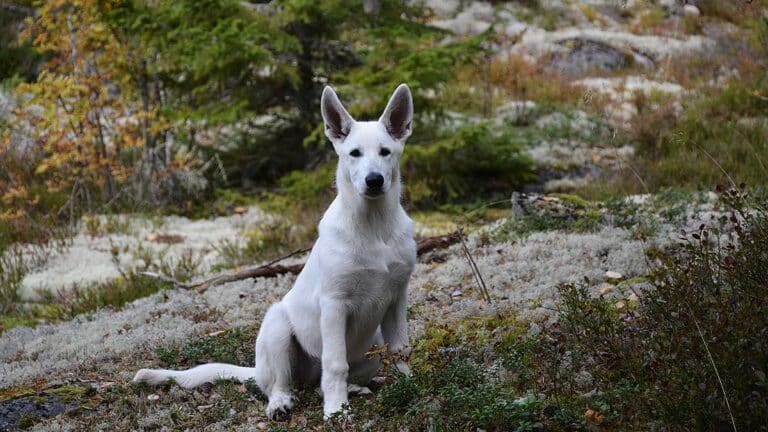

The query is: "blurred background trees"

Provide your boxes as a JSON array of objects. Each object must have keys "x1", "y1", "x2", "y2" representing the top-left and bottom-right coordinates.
[{"x1": 2, "y1": 0, "x2": 517, "y2": 243}]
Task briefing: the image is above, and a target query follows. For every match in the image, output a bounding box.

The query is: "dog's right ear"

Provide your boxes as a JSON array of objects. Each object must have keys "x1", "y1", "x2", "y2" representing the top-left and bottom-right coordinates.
[{"x1": 321, "y1": 86, "x2": 354, "y2": 144}]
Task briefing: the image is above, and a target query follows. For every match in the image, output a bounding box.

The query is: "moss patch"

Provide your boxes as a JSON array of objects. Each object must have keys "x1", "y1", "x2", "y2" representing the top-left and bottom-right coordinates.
[{"x1": 0, "y1": 384, "x2": 95, "y2": 431}]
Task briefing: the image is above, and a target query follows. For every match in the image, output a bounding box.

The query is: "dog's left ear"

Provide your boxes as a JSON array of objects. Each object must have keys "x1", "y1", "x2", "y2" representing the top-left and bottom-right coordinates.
[{"x1": 379, "y1": 83, "x2": 413, "y2": 141}]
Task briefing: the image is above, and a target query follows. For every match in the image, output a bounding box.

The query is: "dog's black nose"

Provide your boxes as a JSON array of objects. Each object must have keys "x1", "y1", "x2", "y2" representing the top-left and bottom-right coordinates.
[{"x1": 365, "y1": 173, "x2": 384, "y2": 190}]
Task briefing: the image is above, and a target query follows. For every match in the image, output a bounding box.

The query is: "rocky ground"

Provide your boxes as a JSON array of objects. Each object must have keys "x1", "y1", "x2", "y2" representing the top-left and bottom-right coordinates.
[{"x1": 0, "y1": 188, "x2": 722, "y2": 430}]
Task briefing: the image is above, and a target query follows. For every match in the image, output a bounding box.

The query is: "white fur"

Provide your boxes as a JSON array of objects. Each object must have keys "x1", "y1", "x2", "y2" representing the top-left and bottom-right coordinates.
[{"x1": 133, "y1": 84, "x2": 416, "y2": 421}]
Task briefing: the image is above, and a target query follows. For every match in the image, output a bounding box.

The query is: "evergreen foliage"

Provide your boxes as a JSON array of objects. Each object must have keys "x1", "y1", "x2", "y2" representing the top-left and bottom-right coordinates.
[{"x1": 0, "y1": 1, "x2": 40, "y2": 82}]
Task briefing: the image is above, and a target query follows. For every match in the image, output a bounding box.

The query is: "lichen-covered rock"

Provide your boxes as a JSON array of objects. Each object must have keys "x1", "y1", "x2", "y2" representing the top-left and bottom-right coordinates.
[
  {"x1": 17, "y1": 206, "x2": 272, "y2": 300},
  {"x1": 547, "y1": 38, "x2": 649, "y2": 77}
]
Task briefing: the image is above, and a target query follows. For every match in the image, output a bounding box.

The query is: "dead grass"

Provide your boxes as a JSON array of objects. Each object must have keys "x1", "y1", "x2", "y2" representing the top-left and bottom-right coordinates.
[
  {"x1": 442, "y1": 53, "x2": 583, "y2": 117},
  {"x1": 487, "y1": 54, "x2": 582, "y2": 108}
]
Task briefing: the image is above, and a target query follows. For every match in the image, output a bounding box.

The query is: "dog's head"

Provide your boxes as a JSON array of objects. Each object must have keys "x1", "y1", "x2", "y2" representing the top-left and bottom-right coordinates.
[{"x1": 321, "y1": 84, "x2": 413, "y2": 199}]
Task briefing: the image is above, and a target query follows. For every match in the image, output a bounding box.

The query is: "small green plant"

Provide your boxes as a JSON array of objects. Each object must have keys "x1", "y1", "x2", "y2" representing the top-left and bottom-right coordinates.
[
  {"x1": 155, "y1": 327, "x2": 257, "y2": 368},
  {"x1": 31, "y1": 274, "x2": 169, "y2": 324},
  {"x1": 157, "y1": 249, "x2": 202, "y2": 283},
  {"x1": 214, "y1": 218, "x2": 315, "y2": 270},
  {"x1": 0, "y1": 245, "x2": 25, "y2": 315},
  {"x1": 83, "y1": 214, "x2": 133, "y2": 237},
  {"x1": 489, "y1": 193, "x2": 605, "y2": 241}
]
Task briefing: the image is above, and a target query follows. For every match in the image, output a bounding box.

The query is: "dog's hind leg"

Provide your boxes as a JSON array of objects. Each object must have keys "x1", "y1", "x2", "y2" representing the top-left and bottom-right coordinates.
[{"x1": 253, "y1": 302, "x2": 296, "y2": 421}]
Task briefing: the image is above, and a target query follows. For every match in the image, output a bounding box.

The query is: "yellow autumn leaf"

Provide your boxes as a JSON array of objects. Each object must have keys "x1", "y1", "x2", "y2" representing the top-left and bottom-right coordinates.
[{"x1": 35, "y1": 163, "x2": 50, "y2": 175}]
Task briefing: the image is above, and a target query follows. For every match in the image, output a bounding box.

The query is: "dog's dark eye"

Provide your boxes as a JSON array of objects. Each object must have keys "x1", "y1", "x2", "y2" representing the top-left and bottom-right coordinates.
[
  {"x1": 349, "y1": 149, "x2": 362, "y2": 157},
  {"x1": 379, "y1": 148, "x2": 391, "y2": 157}
]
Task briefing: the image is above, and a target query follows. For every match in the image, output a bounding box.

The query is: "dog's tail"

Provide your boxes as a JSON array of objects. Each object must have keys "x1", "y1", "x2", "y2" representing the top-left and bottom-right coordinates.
[{"x1": 133, "y1": 363, "x2": 256, "y2": 389}]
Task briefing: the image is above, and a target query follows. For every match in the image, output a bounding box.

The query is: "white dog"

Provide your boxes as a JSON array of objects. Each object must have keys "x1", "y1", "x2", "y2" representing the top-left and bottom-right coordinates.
[{"x1": 133, "y1": 84, "x2": 417, "y2": 421}]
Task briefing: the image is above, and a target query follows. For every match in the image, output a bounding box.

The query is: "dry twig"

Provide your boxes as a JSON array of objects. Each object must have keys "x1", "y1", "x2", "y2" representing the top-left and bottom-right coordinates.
[
  {"x1": 141, "y1": 230, "x2": 464, "y2": 292},
  {"x1": 458, "y1": 228, "x2": 492, "y2": 303}
]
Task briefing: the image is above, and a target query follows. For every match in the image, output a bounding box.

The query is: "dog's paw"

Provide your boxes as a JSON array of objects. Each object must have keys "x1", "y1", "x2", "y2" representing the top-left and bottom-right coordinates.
[
  {"x1": 323, "y1": 401, "x2": 351, "y2": 422},
  {"x1": 268, "y1": 406, "x2": 291, "y2": 422},
  {"x1": 266, "y1": 392, "x2": 294, "y2": 422},
  {"x1": 347, "y1": 383, "x2": 373, "y2": 395},
  {"x1": 395, "y1": 361, "x2": 412, "y2": 377}
]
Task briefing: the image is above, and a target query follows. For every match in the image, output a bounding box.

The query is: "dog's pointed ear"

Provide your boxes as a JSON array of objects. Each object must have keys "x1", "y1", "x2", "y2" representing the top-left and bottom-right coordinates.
[
  {"x1": 379, "y1": 83, "x2": 413, "y2": 141},
  {"x1": 321, "y1": 86, "x2": 354, "y2": 143}
]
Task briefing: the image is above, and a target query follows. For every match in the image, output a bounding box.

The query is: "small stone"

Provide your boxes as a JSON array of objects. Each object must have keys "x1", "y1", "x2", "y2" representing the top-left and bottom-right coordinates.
[
  {"x1": 598, "y1": 283, "x2": 614, "y2": 295},
  {"x1": 574, "y1": 370, "x2": 593, "y2": 387},
  {"x1": 528, "y1": 323, "x2": 541, "y2": 336},
  {"x1": 683, "y1": 4, "x2": 700, "y2": 17},
  {"x1": 234, "y1": 206, "x2": 247, "y2": 214},
  {"x1": 146, "y1": 233, "x2": 158, "y2": 242},
  {"x1": 256, "y1": 422, "x2": 268, "y2": 430},
  {"x1": 207, "y1": 330, "x2": 226, "y2": 337},
  {"x1": 97, "y1": 381, "x2": 116, "y2": 390},
  {"x1": 543, "y1": 404, "x2": 560, "y2": 417},
  {"x1": 605, "y1": 271, "x2": 623, "y2": 280},
  {"x1": 147, "y1": 394, "x2": 160, "y2": 401},
  {"x1": 615, "y1": 301, "x2": 626, "y2": 309},
  {"x1": 658, "y1": 0, "x2": 676, "y2": 9},
  {"x1": 513, "y1": 395, "x2": 532, "y2": 405},
  {"x1": 628, "y1": 293, "x2": 640, "y2": 302},
  {"x1": 197, "y1": 404, "x2": 213, "y2": 411},
  {"x1": 451, "y1": 289, "x2": 462, "y2": 297}
]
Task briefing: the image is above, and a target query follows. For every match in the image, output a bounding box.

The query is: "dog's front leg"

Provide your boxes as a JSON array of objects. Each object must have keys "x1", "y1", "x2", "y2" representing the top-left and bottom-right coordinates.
[
  {"x1": 382, "y1": 283, "x2": 411, "y2": 376},
  {"x1": 320, "y1": 299, "x2": 349, "y2": 419}
]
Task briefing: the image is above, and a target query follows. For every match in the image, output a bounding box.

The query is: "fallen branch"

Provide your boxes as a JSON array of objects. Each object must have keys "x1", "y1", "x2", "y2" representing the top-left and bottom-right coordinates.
[
  {"x1": 141, "y1": 230, "x2": 463, "y2": 292},
  {"x1": 415, "y1": 230, "x2": 462, "y2": 255}
]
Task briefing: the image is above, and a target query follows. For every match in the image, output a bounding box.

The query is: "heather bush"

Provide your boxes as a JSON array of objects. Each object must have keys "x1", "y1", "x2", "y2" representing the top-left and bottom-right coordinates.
[{"x1": 541, "y1": 186, "x2": 768, "y2": 430}]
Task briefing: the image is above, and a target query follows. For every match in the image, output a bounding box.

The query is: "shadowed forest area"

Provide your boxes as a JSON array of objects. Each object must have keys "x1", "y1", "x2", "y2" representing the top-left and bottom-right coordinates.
[{"x1": 1, "y1": 0, "x2": 767, "y2": 430}]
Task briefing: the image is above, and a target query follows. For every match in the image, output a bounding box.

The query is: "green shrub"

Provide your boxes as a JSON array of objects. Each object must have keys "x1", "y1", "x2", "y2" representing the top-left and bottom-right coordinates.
[
  {"x1": 403, "y1": 122, "x2": 535, "y2": 208},
  {"x1": 373, "y1": 357, "x2": 538, "y2": 431},
  {"x1": 275, "y1": 163, "x2": 336, "y2": 208},
  {"x1": 0, "y1": 3, "x2": 40, "y2": 82}
]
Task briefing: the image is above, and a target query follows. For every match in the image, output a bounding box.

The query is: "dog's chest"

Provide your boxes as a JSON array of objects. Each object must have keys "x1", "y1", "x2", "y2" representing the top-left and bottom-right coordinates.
[
  {"x1": 349, "y1": 243, "x2": 412, "y2": 294},
  {"x1": 327, "y1": 236, "x2": 414, "y2": 305}
]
